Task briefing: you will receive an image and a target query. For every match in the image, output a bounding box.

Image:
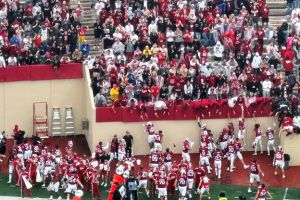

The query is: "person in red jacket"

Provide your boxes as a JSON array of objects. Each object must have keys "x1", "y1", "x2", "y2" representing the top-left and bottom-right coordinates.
[
  {"x1": 261, "y1": 6, "x2": 270, "y2": 27},
  {"x1": 256, "y1": 26, "x2": 264, "y2": 46},
  {"x1": 283, "y1": 57, "x2": 294, "y2": 76},
  {"x1": 151, "y1": 84, "x2": 160, "y2": 102}
]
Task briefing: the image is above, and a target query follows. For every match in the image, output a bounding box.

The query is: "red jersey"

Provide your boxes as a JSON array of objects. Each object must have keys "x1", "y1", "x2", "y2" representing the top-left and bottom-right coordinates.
[
  {"x1": 266, "y1": 130, "x2": 274, "y2": 140},
  {"x1": 275, "y1": 150, "x2": 284, "y2": 161},
  {"x1": 227, "y1": 143, "x2": 235, "y2": 154},
  {"x1": 139, "y1": 170, "x2": 148, "y2": 180},
  {"x1": 239, "y1": 120, "x2": 245, "y2": 130},
  {"x1": 254, "y1": 128, "x2": 262, "y2": 137},
  {"x1": 213, "y1": 151, "x2": 223, "y2": 161},
  {"x1": 150, "y1": 152, "x2": 161, "y2": 164},
  {"x1": 163, "y1": 152, "x2": 173, "y2": 163},
  {"x1": 219, "y1": 131, "x2": 229, "y2": 142},
  {"x1": 168, "y1": 171, "x2": 177, "y2": 183},
  {"x1": 199, "y1": 146, "x2": 209, "y2": 157},
  {"x1": 67, "y1": 173, "x2": 78, "y2": 185},
  {"x1": 194, "y1": 167, "x2": 205, "y2": 180},
  {"x1": 23, "y1": 143, "x2": 32, "y2": 151},
  {"x1": 250, "y1": 162, "x2": 259, "y2": 174},
  {"x1": 177, "y1": 174, "x2": 188, "y2": 187},
  {"x1": 51, "y1": 172, "x2": 59, "y2": 182},
  {"x1": 171, "y1": 163, "x2": 179, "y2": 173},
  {"x1": 182, "y1": 141, "x2": 190, "y2": 153},
  {"x1": 157, "y1": 176, "x2": 168, "y2": 188},
  {"x1": 153, "y1": 171, "x2": 160, "y2": 181},
  {"x1": 257, "y1": 187, "x2": 268, "y2": 198},
  {"x1": 200, "y1": 134, "x2": 209, "y2": 144},
  {"x1": 178, "y1": 162, "x2": 188, "y2": 172},
  {"x1": 234, "y1": 141, "x2": 242, "y2": 152},
  {"x1": 199, "y1": 176, "x2": 209, "y2": 188},
  {"x1": 44, "y1": 156, "x2": 54, "y2": 167}
]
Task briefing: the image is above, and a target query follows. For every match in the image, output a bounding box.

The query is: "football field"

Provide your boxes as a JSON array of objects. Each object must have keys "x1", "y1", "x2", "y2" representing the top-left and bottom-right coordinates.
[{"x1": 0, "y1": 175, "x2": 299, "y2": 200}]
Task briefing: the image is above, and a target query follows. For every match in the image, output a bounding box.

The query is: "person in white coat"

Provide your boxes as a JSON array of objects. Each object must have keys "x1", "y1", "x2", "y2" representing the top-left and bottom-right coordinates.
[
  {"x1": 213, "y1": 41, "x2": 224, "y2": 61},
  {"x1": 262, "y1": 78, "x2": 273, "y2": 97},
  {"x1": 251, "y1": 52, "x2": 262, "y2": 75}
]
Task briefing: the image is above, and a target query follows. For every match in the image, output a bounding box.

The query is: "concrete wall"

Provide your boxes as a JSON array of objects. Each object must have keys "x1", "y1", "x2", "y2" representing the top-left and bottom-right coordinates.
[
  {"x1": 0, "y1": 79, "x2": 85, "y2": 137},
  {"x1": 280, "y1": 134, "x2": 300, "y2": 166},
  {"x1": 88, "y1": 117, "x2": 280, "y2": 155}
]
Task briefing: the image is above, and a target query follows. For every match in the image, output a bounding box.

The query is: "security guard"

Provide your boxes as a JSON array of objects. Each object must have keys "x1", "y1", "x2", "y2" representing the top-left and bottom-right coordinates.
[{"x1": 219, "y1": 192, "x2": 228, "y2": 200}]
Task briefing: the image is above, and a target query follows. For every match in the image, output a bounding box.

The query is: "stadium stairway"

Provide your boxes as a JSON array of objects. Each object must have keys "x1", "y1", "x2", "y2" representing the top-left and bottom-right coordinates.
[
  {"x1": 267, "y1": 0, "x2": 288, "y2": 27},
  {"x1": 80, "y1": 0, "x2": 103, "y2": 58}
]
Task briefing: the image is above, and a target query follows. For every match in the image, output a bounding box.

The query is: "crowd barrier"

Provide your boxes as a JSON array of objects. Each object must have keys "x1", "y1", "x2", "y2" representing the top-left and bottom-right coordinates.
[
  {"x1": 0, "y1": 63, "x2": 83, "y2": 82},
  {"x1": 96, "y1": 97, "x2": 273, "y2": 122}
]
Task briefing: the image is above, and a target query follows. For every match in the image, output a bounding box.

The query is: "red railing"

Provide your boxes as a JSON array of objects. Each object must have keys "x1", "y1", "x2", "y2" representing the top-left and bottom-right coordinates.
[
  {"x1": 0, "y1": 63, "x2": 83, "y2": 82},
  {"x1": 96, "y1": 98, "x2": 273, "y2": 122}
]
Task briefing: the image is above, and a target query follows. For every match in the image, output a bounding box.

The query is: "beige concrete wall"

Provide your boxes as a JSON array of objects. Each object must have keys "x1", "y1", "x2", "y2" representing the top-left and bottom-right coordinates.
[
  {"x1": 88, "y1": 117, "x2": 280, "y2": 155},
  {"x1": 0, "y1": 79, "x2": 85, "y2": 137},
  {"x1": 280, "y1": 134, "x2": 300, "y2": 166}
]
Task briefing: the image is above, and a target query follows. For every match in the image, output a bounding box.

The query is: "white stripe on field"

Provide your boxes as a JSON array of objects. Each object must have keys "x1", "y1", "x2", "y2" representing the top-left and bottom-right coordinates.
[{"x1": 283, "y1": 187, "x2": 288, "y2": 200}]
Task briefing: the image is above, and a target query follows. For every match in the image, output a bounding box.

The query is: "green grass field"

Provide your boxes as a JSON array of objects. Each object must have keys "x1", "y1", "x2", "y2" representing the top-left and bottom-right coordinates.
[{"x1": 0, "y1": 174, "x2": 299, "y2": 200}]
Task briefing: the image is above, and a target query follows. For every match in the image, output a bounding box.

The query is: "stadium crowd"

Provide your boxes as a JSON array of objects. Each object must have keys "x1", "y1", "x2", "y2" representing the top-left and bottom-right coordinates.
[
  {"x1": 88, "y1": 0, "x2": 300, "y2": 110},
  {"x1": 0, "y1": 0, "x2": 90, "y2": 67}
]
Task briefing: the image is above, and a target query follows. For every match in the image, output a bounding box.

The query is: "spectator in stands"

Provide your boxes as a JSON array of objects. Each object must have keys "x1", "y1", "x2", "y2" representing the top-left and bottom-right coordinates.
[
  {"x1": 95, "y1": 93, "x2": 107, "y2": 107},
  {"x1": 262, "y1": 78, "x2": 273, "y2": 97},
  {"x1": 252, "y1": 52, "x2": 262, "y2": 75},
  {"x1": 110, "y1": 84, "x2": 119, "y2": 101},
  {"x1": 213, "y1": 41, "x2": 224, "y2": 61},
  {"x1": 0, "y1": 52, "x2": 5, "y2": 67},
  {"x1": 80, "y1": 41, "x2": 90, "y2": 58},
  {"x1": 72, "y1": 49, "x2": 83, "y2": 63}
]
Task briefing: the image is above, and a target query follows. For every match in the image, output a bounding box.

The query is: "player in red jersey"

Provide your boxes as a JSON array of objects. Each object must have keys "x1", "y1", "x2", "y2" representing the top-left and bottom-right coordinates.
[
  {"x1": 47, "y1": 170, "x2": 61, "y2": 200},
  {"x1": 252, "y1": 123, "x2": 263, "y2": 155},
  {"x1": 227, "y1": 122, "x2": 235, "y2": 139},
  {"x1": 186, "y1": 163, "x2": 195, "y2": 198},
  {"x1": 137, "y1": 167, "x2": 149, "y2": 197},
  {"x1": 226, "y1": 139, "x2": 236, "y2": 172},
  {"x1": 199, "y1": 143, "x2": 211, "y2": 174},
  {"x1": 149, "y1": 149, "x2": 161, "y2": 170},
  {"x1": 156, "y1": 171, "x2": 168, "y2": 200},
  {"x1": 234, "y1": 138, "x2": 249, "y2": 169},
  {"x1": 145, "y1": 121, "x2": 155, "y2": 149},
  {"x1": 100, "y1": 160, "x2": 110, "y2": 187},
  {"x1": 175, "y1": 170, "x2": 188, "y2": 200},
  {"x1": 273, "y1": 146, "x2": 285, "y2": 178},
  {"x1": 255, "y1": 184, "x2": 272, "y2": 200},
  {"x1": 194, "y1": 165, "x2": 205, "y2": 189},
  {"x1": 153, "y1": 130, "x2": 163, "y2": 152},
  {"x1": 265, "y1": 127, "x2": 276, "y2": 156},
  {"x1": 163, "y1": 147, "x2": 174, "y2": 171},
  {"x1": 65, "y1": 171, "x2": 84, "y2": 200},
  {"x1": 26, "y1": 155, "x2": 38, "y2": 184},
  {"x1": 167, "y1": 168, "x2": 177, "y2": 198},
  {"x1": 248, "y1": 159, "x2": 265, "y2": 193},
  {"x1": 13, "y1": 156, "x2": 22, "y2": 185},
  {"x1": 84, "y1": 164, "x2": 97, "y2": 193},
  {"x1": 19, "y1": 167, "x2": 32, "y2": 198},
  {"x1": 182, "y1": 138, "x2": 193, "y2": 162},
  {"x1": 42, "y1": 153, "x2": 54, "y2": 187},
  {"x1": 213, "y1": 149, "x2": 223, "y2": 179},
  {"x1": 238, "y1": 117, "x2": 246, "y2": 147},
  {"x1": 197, "y1": 175, "x2": 210, "y2": 200},
  {"x1": 91, "y1": 170, "x2": 101, "y2": 200},
  {"x1": 218, "y1": 128, "x2": 229, "y2": 153}
]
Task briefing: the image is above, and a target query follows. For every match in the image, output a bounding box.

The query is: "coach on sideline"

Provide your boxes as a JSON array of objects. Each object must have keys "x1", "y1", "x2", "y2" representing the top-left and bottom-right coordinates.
[{"x1": 123, "y1": 131, "x2": 134, "y2": 157}]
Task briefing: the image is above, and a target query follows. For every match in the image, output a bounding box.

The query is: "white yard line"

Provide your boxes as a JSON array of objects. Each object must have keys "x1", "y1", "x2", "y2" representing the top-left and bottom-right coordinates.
[{"x1": 283, "y1": 187, "x2": 289, "y2": 200}]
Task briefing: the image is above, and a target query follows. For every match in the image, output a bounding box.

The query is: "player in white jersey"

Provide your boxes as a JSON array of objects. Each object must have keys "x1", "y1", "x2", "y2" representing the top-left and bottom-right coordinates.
[{"x1": 54, "y1": 144, "x2": 62, "y2": 165}]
